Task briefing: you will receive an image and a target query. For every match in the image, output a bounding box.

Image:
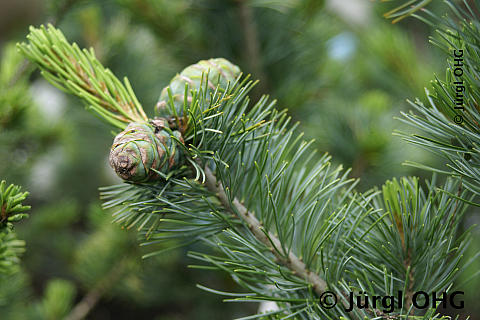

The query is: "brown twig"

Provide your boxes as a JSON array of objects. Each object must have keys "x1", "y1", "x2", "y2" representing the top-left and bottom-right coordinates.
[
  {"x1": 6, "y1": 60, "x2": 31, "y2": 88},
  {"x1": 0, "y1": 204, "x2": 6, "y2": 224},
  {"x1": 395, "y1": 210, "x2": 414, "y2": 311},
  {"x1": 65, "y1": 259, "x2": 129, "y2": 320},
  {"x1": 404, "y1": 248, "x2": 414, "y2": 311}
]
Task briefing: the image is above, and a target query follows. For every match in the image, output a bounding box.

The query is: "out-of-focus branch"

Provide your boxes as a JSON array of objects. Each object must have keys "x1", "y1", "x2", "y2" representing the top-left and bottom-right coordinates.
[
  {"x1": 65, "y1": 258, "x2": 129, "y2": 320},
  {"x1": 236, "y1": 0, "x2": 269, "y2": 93}
]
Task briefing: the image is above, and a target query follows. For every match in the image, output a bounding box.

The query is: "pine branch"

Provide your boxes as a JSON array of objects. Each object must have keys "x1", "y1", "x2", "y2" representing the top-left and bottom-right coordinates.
[
  {"x1": 17, "y1": 25, "x2": 148, "y2": 129},
  {"x1": 98, "y1": 70, "x2": 474, "y2": 318},
  {"x1": 203, "y1": 165, "x2": 327, "y2": 296},
  {"x1": 396, "y1": 0, "x2": 480, "y2": 199},
  {"x1": 362, "y1": 177, "x2": 471, "y2": 313},
  {"x1": 102, "y1": 78, "x2": 371, "y2": 317}
]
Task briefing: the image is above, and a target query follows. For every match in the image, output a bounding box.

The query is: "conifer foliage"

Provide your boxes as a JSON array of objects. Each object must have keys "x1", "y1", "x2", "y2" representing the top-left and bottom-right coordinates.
[
  {"x1": 393, "y1": 0, "x2": 480, "y2": 202},
  {"x1": 0, "y1": 180, "x2": 29, "y2": 275},
  {"x1": 17, "y1": 12, "x2": 476, "y2": 319}
]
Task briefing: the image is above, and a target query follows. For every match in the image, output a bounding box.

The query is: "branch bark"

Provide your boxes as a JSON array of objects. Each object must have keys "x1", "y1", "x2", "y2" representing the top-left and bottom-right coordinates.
[{"x1": 203, "y1": 166, "x2": 327, "y2": 296}]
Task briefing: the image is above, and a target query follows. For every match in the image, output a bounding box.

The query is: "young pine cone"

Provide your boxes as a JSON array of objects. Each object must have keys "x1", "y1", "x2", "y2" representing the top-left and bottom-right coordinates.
[
  {"x1": 155, "y1": 58, "x2": 241, "y2": 117},
  {"x1": 109, "y1": 119, "x2": 183, "y2": 182}
]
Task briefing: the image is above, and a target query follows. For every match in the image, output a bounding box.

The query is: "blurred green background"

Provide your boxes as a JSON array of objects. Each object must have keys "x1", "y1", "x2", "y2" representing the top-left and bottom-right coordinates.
[{"x1": 0, "y1": 0, "x2": 478, "y2": 319}]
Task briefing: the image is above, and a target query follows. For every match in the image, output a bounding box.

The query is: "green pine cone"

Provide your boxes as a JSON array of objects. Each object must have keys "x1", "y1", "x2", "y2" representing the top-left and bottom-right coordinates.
[
  {"x1": 109, "y1": 119, "x2": 183, "y2": 182},
  {"x1": 155, "y1": 58, "x2": 241, "y2": 117}
]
